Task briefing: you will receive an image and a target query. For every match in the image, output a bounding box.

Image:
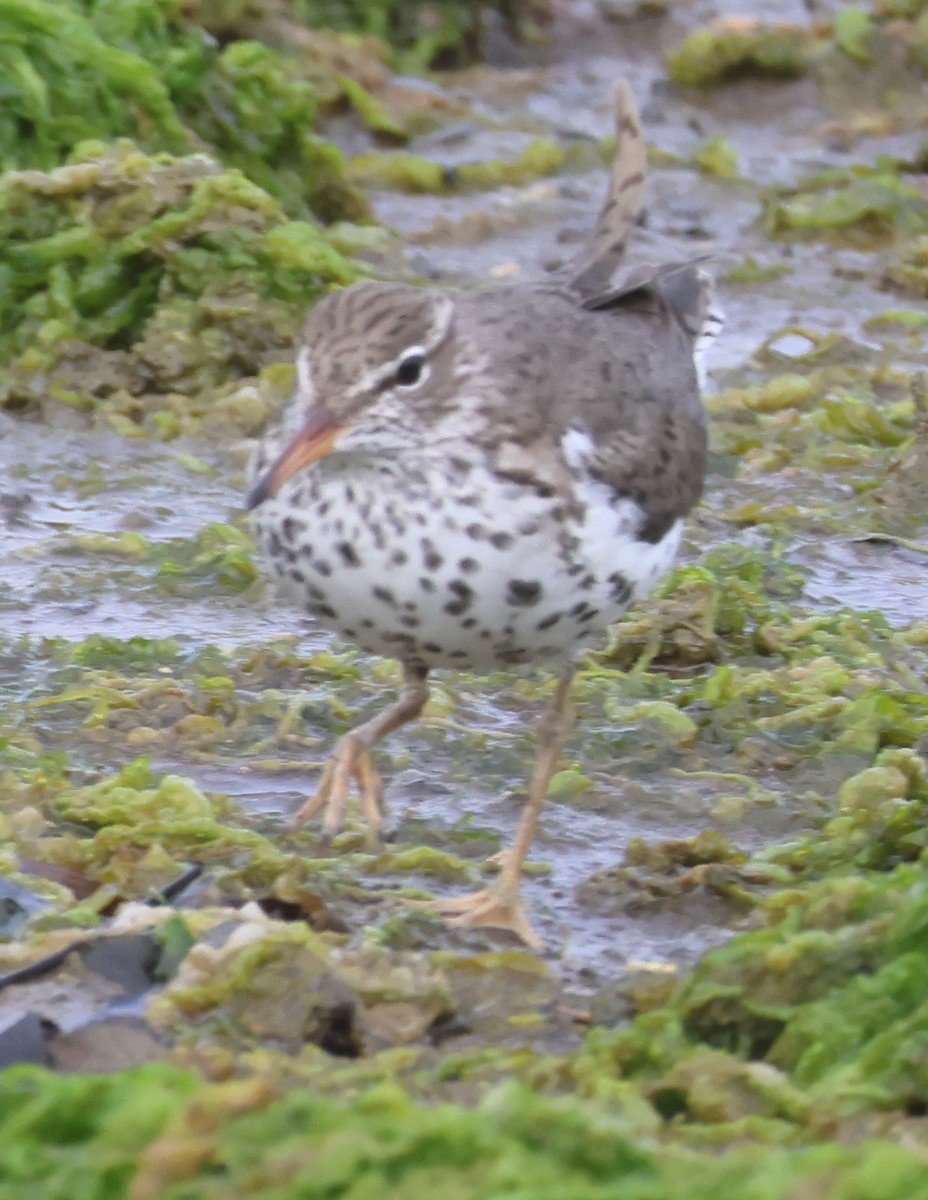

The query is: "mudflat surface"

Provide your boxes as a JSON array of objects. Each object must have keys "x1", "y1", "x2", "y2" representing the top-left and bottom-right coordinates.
[{"x1": 2, "y1": 0, "x2": 926, "y2": 1046}]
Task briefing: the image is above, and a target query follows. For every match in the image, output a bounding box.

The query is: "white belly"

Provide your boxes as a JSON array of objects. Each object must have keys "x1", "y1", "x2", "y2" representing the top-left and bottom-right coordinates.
[{"x1": 251, "y1": 456, "x2": 681, "y2": 672}]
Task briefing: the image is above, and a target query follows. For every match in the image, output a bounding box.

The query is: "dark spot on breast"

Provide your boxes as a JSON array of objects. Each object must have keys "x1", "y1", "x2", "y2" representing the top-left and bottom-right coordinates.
[
  {"x1": 609, "y1": 572, "x2": 632, "y2": 604},
  {"x1": 336, "y1": 542, "x2": 360, "y2": 567},
  {"x1": 536, "y1": 612, "x2": 561, "y2": 631},
  {"x1": 282, "y1": 517, "x2": 303, "y2": 541},
  {"x1": 316, "y1": 604, "x2": 336, "y2": 619},
  {"x1": 449, "y1": 650, "x2": 469, "y2": 660},
  {"x1": 496, "y1": 647, "x2": 530, "y2": 665},
  {"x1": 382, "y1": 631, "x2": 416, "y2": 646},
  {"x1": 420, "y1": 537, "x2": 443, "y2": 571},
  {"x1": 314, "y1": 560, "x2": 332, "y2": 577},
  {"x1": 459, "y1": 557, "x2": 478, "y2": 573},
  {"x1": 507, "y1": 579, "x2": 542, "y2": 606},
  {"x1": 423, "y1": 642, "x2": 442, "y2": 654},
  {"x1": 390, "y1": 549, "x2": 408, "y2": 566},
  {"x1": 444, "y1": 580, "x2": 473, "y2": 616},
  {"x1": 419, "y1": 577, "x2": 436, "y2": 594},
  {"x1": 490, "y1": 531, "x2": 513, "y2": 550},
  {"x1": 400, "y1": 614, "x2": 420, "y2": 629},
  {"x1": 373, "y1": 586, "x2": 397, "y2": 607}
]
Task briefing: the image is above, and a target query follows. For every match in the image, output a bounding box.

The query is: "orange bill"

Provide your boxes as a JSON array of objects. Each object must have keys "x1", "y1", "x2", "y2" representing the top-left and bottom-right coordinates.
[{"x1": 246, "y1": 407, "x2": 341, "y2": 510}]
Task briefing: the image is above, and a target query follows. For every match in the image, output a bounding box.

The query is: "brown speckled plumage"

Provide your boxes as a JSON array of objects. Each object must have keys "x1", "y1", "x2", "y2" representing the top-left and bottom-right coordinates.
[{"x1": 246, "y1": 81, "x2": 722, "y2": 947}]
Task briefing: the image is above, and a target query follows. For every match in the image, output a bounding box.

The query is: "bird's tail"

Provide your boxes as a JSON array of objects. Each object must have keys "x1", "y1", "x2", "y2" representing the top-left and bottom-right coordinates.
[
  {"x1": 564, "y1": 79, "x2": 724, "y2": 385},
  {"x1": 565, "y1": 79, "x2": 648, "y2": 300}
]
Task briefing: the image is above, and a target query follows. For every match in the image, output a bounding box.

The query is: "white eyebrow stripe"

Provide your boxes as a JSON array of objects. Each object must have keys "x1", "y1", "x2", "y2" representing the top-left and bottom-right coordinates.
[{"x1": 296, "y1": 346, "x2": 314, "y2": 395}]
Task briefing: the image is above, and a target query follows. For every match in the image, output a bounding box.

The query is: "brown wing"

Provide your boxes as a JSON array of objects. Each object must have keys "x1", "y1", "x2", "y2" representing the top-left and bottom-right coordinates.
[{"x1": 575, "y1": 265, "x2": 712, "y2": 542}]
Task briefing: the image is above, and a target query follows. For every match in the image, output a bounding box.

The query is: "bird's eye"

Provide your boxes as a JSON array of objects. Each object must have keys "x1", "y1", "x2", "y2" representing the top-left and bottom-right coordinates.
[{"x1": 394, "y1": 352, "x2": 426, "y2": 388}]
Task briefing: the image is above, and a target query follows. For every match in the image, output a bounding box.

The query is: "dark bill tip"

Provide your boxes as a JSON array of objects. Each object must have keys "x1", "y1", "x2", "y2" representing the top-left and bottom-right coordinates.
[
  {"x1": 245, "y1": 475, "x2": 271, "y2": 511},
  {"x1": 243, "y1": 408, "x2": 341, "y2": 513}
]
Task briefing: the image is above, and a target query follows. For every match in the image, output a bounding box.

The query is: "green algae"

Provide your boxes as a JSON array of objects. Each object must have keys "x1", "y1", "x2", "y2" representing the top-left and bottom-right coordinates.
[
  {"x1": 0, "y1": 0, "x2": 193, "y2": 167},
  {"x1": 692, "y1": 135, "x2": 739, "y2": 180},
  {"x1": 2, "y1": 551, "x2": 928, "y2": 1189},
  {"x1": 3, "y1": 1065, "x2": 928, "y2": 1200},
  {"x1": 0, "y1": 0, "x2": 425, "y2": 425},
  {"x1": 0, "y1": 143, "x2": 359, "y2": 419},
  {"x1": 705, "y1": 367, "x2": 924, "y2": 534},
  {"x1": 667, "y1": 22, "x2": 819, "y2": 88},
  {"x1": 2, "y1": 8, "x2": 928, "y2": 1192},
  {"x1": 291, "y1": 0, "x2": 549, "y2": 68},
  {"x1": 884, "y1": 234, "x2": 928, "y2": 295},
  {"x1": 148, "y1": 918, "x2": 453, "y2": 1052},
  {"x1": 349, "y1": 136, "x2": 574, "y2": 194},
  {"x1": 765, "y1": 165, "x2": 928, "y2": 245},
  {"x1": 0, "y1": 0, "x2": 525, "y2": 192},
  {"x1": 667, "y1": 4, "x2": 928, "y2": 90},
  {"x1": 0, "y1": 0, "x2": 365, "y2": 219}
]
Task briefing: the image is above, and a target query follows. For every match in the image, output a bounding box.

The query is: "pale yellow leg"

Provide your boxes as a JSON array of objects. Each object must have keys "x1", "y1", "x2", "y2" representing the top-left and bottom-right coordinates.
[
  {"x1": 292, "y1": 664, "x2": 430, "y2": 842},
  {"x1": 412, "y1": 668, "x2": 576, "y2": 950}
]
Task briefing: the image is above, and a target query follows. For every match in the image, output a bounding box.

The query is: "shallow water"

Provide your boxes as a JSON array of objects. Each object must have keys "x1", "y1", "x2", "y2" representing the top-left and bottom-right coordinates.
[{"x1": 2, "y1": 0, "x2": 926, "y2": 993}]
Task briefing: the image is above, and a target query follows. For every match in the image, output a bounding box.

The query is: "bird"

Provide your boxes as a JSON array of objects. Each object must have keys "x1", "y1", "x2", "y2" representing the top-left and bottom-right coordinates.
[{"x1": 246, "y1": 80, "x2": 721, "y2": 949}]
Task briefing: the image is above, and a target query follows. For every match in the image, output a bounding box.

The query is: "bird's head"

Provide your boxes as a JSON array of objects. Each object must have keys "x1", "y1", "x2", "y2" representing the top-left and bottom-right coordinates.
[{"x1": 246, "y1": 282, "x2": 458, "y2": 509}]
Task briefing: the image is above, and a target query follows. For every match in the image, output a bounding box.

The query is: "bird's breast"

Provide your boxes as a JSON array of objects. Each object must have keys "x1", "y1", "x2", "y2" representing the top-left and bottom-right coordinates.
[{"x1": 250, "y1": 459, "x2": 681, "y2": 671}]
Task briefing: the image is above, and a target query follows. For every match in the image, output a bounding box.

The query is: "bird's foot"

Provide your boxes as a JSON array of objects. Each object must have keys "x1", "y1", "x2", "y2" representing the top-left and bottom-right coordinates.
[
  {"x1": 407, "y1": 883, "x2": 542, "y2": 950},
  {"x1": 291, "y1": 733, "x2": 384, "y2": 842}
]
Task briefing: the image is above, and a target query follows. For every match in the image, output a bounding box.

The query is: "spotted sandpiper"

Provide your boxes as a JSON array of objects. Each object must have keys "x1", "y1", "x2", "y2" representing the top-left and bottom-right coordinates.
[{"x1": 246, "y1": 81, "x2": 721, "y2": 947}]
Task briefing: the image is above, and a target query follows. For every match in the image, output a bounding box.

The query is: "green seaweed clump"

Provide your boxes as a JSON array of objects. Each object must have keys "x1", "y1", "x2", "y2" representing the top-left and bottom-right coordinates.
[
  {"x1": 764, "y1": 164, "x2": 928, "y2": 246},
  {"x1": 667, "y1": 5, "x2": 928, "y2": 90},
  {"x1": 667, "y1": 19, "x2": 819, "y2": 87},
  {"x1": 290, "y1": 0, "x2": 551, "y2": 67},
  {"x1": 0, "y1": 142, "x2": 356, "y2": 421},
  {"x1": 581, "y1": 749, "x2": 928, "y2": 1134},
  {"x1": 349, "y1": 136, "x2": 572, "y2": 194},
  {"x1": 0, "y1": 0, "x2": 366, "y2": 221},
  {"x1": 884, "y1": 234, "x2": 928, "y2": 296},
  {"x1": 4, "y1": 1064, "x2": 928, "y2": 1199}
]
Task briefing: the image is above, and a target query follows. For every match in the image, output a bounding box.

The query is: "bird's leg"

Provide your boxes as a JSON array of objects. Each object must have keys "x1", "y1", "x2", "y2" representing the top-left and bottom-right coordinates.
[
  {"x1": 292, "y1": 664, "x2": 430, "y2": 842},
  {"x1": 414, "y1": 668, "x2": 576, "y2": 950}
]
